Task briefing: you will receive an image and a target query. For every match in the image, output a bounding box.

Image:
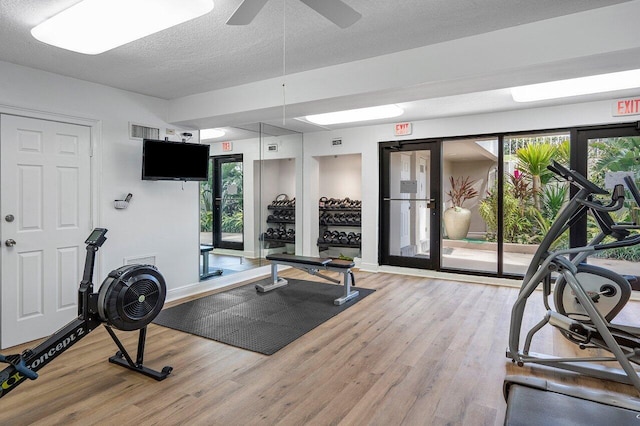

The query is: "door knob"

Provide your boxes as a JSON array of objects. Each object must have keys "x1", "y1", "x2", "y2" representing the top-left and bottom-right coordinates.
[{"x1": 5, "y1": 239, "x2": 16, "y2": 247}]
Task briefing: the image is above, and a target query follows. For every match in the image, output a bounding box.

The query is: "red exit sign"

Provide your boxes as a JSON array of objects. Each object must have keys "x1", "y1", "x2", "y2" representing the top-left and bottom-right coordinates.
[
  {"x1": 221, "y1": 141, "x2": 233, "y2": 152},
  {"x1": 394, "y1": 122, "x2": 412, "y2": 136},
  {"x1": 613, "y1": 98, "x2": 640, "y2": 116}
]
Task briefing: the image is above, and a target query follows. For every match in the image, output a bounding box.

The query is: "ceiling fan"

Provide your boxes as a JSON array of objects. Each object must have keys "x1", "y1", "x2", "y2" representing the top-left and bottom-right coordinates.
[{"x1": 227, "y1": 0, "x2": 361, "y2": 28}]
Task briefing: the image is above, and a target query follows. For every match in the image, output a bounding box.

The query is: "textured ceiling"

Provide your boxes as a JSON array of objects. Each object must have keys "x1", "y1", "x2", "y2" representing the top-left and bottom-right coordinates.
[{"x1": 0, "y1": 0, "x2": 634, "y2": 100}]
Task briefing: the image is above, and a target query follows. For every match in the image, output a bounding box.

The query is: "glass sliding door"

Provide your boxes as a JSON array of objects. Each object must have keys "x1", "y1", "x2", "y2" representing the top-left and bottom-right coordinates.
[
  {"x1": 441, "y1": 138, "x2": 499, "y2": 274},
  {"x1": 577, "y1": 123, "x2": 640, "y2": 277},
  {"x1": 501, "y1": 132, "x2": 570, "y2": 275},
  {"x1": 378, "y1": 124, "x2": 640, "y2": 280}
]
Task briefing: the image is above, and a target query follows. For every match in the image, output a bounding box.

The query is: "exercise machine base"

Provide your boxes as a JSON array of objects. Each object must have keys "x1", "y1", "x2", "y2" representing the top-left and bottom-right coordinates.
[
  {"x1": 104, "y1": 325, "x2": 172, "y2": 382},
  {"x1": 108, "y1": 354, "x2": 172, "y2": 381},
  {"x1": 504, "y1": 376, "x2": 640, "y2": 425}
]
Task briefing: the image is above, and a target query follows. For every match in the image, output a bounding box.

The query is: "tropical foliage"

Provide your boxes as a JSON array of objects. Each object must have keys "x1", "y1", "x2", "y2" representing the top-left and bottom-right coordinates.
[
  {"x1": 479, "y1": 138, "x2": 569, "y2": 244},
  {"x1": 515, "y1": 142, "x2": 557, "y2": 210},
  {"x1": 200, "y1": 161, "x2": 213, "y2": 232},
  {"x1": 199, "y1": 160, "x2": 244, "y2": 234},
  {"x1": 446, "y1": 176, "x2": 478, "y2": 208},
  {"x1": 588, "y1": 137, "x2": 640, "y2": 260},
  {"x1": 219, "y1": 162, "x2": 244, "y2": 233},
  {"x1": 478, "y1": 136, "x2": 640, "y2": 261},
  {"x1": 478, "y1": 171, "x2": 551, "y2": 244}
]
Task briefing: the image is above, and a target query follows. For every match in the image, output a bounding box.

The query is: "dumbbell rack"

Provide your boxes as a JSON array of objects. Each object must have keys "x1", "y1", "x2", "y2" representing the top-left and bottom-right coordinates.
[
  {"x1": 317, "y1": 197, "x2": 362, "y2": 253},
  {"x1": 261, "y1": 200, "x2": 295, "y2": 248}
]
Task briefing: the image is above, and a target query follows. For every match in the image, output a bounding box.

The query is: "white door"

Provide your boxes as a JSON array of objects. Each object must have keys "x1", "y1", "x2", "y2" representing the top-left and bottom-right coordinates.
[{"x1": 1, "y1": 115, "x2": 91, "y2": 349}]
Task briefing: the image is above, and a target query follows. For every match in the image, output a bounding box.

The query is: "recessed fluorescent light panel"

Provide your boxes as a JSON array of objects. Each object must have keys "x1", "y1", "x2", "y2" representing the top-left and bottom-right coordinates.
[
  {"x1": 305, "y1": 105, "x2": 404, "y2": 125},
  {"x1": 200, "y1": 128, "x2": 226, "y2": 139},
  {"x1": 511, "y1": 69, "x2": 640, "y2": 102},
  {"x1": 31, "y1": 0, "x2": 214, "y2": 55}
]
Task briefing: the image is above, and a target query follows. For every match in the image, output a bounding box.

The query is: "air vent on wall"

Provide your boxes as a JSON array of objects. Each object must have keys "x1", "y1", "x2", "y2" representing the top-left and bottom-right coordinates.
[
  {"x1": 129, "y1": 122, "x2": 160, "y2": 140},
  {"x1": 124, "y1": 255, "x2": 156, "y2": 266}
]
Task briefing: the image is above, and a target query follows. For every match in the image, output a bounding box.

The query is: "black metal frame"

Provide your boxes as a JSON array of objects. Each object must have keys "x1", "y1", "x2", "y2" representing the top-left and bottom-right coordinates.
[
  {"x1": 212, "y1": 154, "x2": 245, "y2": 250},
  {"x1": 379, "y1": 139, "x2": 442, "y2": 269}
]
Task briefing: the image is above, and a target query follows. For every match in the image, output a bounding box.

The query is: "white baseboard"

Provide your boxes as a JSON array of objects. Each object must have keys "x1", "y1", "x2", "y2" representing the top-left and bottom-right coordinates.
[
  {"x1": 359, "y1": 262, "x2": 522, "y2": 288},
  {"x1": 165, "y1": 265, "x2": 271, "y2": 303}
]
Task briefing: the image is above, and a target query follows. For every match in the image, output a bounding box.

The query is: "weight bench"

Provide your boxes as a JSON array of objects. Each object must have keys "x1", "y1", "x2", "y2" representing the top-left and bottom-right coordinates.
[{"x1": 258, "y1": 254, "x2": 359, "y2": 305}]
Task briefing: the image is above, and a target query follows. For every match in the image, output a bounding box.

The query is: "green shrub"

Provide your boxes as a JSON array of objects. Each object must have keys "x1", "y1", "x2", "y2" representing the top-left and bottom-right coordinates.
[
  {"x1": 221, "y1": 211, "x2": 244, "y2": 233},
  {"x1": 479, "y1": 185, "x2": 536, "y2": 244}
]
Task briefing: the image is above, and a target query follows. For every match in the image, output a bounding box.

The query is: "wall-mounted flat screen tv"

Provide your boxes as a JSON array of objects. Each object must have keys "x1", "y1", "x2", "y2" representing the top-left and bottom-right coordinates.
[{"x1": 142, "y1": 139, "x2": 209, "y2": 181}]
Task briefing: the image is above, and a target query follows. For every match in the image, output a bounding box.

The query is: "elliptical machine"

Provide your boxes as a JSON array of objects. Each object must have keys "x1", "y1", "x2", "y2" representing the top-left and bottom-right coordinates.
[
  {"x1": 0, "y1": 228, "x2": 172, "y2": 400},
  {"x1": 507, "y1": 161, "x2": 640, "y2": 392}
]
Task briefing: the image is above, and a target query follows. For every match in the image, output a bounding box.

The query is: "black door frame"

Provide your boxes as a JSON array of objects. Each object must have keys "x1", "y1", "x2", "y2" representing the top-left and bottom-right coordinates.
[
  {"x1": 213, "y1": 154, "x2": 244, "y2": 250},
  {"x1": 571, "y1": 121, "x2": 640, "y2": 250},
  {"x1": 379, "y1": 139, "x2": 442, "y2": 269},
  {"x1": 377, "y1": 121, "x2": 640, "y2": 277}
]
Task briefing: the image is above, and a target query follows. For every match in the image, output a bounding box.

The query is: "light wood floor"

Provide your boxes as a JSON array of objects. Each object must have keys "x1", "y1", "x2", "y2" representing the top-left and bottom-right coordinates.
[{"x1": 2, "y1": 270, "x2": 640, "y2": 425}]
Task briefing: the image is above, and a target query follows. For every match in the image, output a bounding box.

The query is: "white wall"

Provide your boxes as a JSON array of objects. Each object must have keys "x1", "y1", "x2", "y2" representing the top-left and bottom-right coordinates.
[
  {"x1": 0, "y1": 60, "x2": 201, "y2": 296},
  {"x1": 317, "y1": 154, "x2": 362, "y2": 200}
]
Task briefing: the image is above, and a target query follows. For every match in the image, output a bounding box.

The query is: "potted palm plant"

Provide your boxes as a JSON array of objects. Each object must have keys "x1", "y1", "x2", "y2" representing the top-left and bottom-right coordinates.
[{"x1": 444, "y1": 176, "x2": 478, "y2": 240}]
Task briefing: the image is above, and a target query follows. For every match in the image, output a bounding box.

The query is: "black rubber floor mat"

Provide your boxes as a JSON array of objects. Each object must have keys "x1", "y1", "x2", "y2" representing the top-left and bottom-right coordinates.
[{"x1": 153, "y1": 278, "x2": 374, "y2": 355}]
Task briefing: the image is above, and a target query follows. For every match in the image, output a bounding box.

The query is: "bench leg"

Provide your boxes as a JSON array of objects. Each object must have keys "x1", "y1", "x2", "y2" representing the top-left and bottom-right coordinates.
[
  {"x1": 200, "y1": 251, "x2": 222, "y2": 279},
  {"x1": 255, "y1": 263, "x2": 288, "y2": 292},
  {"x1": 334, "y1": 270, "x2": 359, "y2": 305}
]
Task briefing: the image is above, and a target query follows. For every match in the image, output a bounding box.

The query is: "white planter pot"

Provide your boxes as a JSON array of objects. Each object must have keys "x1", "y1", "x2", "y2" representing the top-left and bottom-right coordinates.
[{"x1": 443, "y1": 207, "x2": 471, "y2": 240}]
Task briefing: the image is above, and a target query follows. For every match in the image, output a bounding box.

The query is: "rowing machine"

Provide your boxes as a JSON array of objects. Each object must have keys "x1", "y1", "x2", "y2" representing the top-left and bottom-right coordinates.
[{"x1": 0, "y1": 228, "x2": 172, "y2": 400}]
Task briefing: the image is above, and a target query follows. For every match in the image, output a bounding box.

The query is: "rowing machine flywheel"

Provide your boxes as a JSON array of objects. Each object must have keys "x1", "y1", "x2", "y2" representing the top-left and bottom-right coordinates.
[{"x1": 97, "y1": 265, "x2": 166, "y2": 331}]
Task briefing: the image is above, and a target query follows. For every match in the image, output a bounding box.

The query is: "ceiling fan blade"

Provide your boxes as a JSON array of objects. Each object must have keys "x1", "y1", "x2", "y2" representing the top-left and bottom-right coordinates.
[
  {"x1": 226, "y1": 0, "x2": 270, "y2": 25},
  {"x1": 300, "y1": 0, "x2": 362, "y2": 28}
]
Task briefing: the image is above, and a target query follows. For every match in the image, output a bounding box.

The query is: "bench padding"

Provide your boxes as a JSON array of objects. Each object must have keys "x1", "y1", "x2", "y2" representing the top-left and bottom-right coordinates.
[{"x1": 327, "y1": 259, "x2": 355, "y2": 269}]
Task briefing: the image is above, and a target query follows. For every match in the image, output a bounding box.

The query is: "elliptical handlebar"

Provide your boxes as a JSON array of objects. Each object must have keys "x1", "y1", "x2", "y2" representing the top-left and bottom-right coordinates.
[
  {"x1": 593, "y1": 233, "x2": 640, "y2": 251},
  {"x1": 578, "y1": 192, "x2": 625, "y2": 212},
  {"x1": 547, "y1": 161, "x2": 608, "y2": 195},
  {"x1": 547, "y1": 161, "x2": 637, "y2": 238},
  {"x1": 624, "y1": 175, "x2": 640, "y2": 205},
  {"x1": 546, "y1": 164, "x2": 640, "y2": 248}
]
